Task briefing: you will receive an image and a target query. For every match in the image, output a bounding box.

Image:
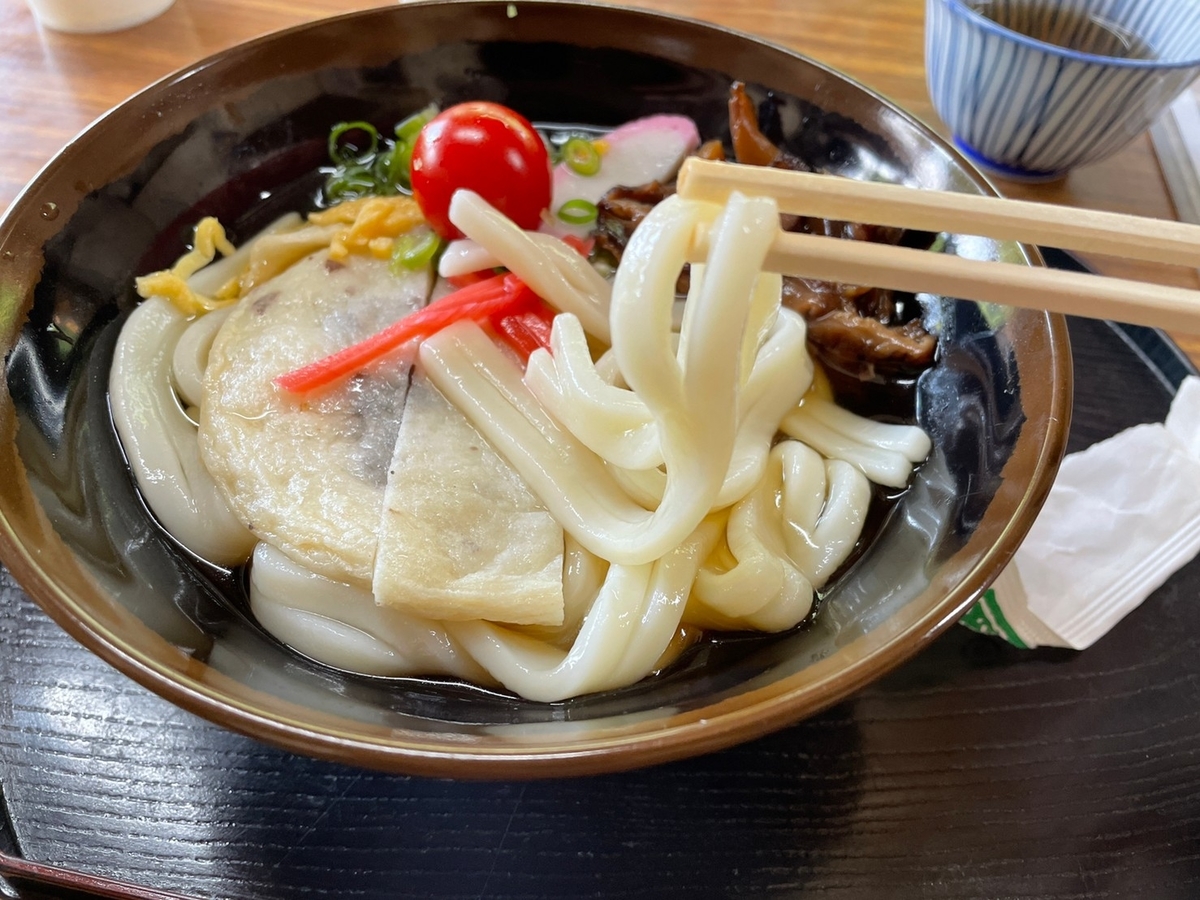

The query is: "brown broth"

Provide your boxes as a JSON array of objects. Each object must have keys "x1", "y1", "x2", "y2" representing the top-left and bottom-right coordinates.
[{"x1": 969, "y1": 0, "x2": 1156, "y2": 59}]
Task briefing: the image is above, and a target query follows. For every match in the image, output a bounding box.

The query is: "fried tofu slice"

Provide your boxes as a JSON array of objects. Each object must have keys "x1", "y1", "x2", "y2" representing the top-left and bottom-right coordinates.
[
  {"x1": 201, "y1": 250, "x2": 430, "y2": 587},
  {"x1": 373, "y1": 371, "x2": 565, "y2": 626}
]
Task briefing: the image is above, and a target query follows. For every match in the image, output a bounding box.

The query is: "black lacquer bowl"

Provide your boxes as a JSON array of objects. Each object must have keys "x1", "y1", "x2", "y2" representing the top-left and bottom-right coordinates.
[{"x1": 0, "y1": 1, "x2": 1070, "y2": 777}]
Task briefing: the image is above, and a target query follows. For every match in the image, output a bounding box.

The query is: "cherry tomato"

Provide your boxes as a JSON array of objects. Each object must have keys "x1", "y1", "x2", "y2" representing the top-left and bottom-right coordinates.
[{"x1": 410, "y1": 102, "x2": 552, "y2": 240}]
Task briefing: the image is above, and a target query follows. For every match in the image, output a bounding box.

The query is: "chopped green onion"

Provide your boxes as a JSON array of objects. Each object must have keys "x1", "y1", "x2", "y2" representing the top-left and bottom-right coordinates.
[
  {"x1": 371, "y1": 142, "x2": 410, "y2": 194},
  {"x1": 324, "y1": 165, "x2": 380, "y2": 202},
  {"x1": 392, "y1": 139, "x2": 417, "y2": 191},
  {"x1": 556, "y1": 198, "x2": 598, "y2": 225},
  {"x1": 319, "y1": 107, "x2": 439, "y2": 208},
  {"x1": 328, "y1": 121, "x2": 380, "y2": 166},
  {"x1": 390, "y1": 227, "x2": 442, "y2": 274},
  {"x1": 562, "y1": 137, "x2": 601, "y2": 176},
  {"x1": 372, "y1": 144, "x2": 396, "y2": 181},
  {"x1": 395, "y1": 104, "x2": 439, "y2": 142}
]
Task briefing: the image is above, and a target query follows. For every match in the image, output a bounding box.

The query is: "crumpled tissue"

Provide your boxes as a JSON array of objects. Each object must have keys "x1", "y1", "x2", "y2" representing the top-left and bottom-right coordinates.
[{"x1": 961, "y1": 375, "x2": 1200, "y2": 649}]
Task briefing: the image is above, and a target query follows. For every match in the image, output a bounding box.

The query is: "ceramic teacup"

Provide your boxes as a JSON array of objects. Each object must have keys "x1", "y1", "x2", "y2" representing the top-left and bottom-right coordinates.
[{"x1": 926, "y1": 0, "x2": 1200, "y2": 180}]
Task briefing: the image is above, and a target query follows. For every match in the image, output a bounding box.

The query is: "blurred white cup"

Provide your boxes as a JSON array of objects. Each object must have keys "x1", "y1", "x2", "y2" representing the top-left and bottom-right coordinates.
[{"x1": 25, "y1": 0, "x2": 176, "y2": 33}]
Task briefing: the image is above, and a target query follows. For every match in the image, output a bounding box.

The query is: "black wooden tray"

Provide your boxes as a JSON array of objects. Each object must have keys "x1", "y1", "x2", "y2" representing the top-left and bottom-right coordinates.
[{"x1": 2, "y1": 254, "x2": 1198, "y2": 899}]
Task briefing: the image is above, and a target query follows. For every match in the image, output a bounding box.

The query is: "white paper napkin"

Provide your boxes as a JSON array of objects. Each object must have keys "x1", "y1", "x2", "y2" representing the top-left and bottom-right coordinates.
[{"x1": 961, "y1": 376, "x2": 1200, "y2": 649}]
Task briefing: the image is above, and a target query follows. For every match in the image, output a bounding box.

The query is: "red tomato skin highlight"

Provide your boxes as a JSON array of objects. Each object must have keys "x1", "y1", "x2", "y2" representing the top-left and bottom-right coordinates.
[{"x1": 411, "y1": 102, "x2": 553, "y2": 239}]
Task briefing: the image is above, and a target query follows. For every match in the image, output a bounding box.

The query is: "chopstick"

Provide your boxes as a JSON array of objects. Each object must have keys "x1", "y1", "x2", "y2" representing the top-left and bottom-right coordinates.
[
  {"x1": 0, "y1": 848, "x2": 196, "y2": 899},
  {"x1": 676, "y1": 158, "x2": 1200, "y2": 334}
]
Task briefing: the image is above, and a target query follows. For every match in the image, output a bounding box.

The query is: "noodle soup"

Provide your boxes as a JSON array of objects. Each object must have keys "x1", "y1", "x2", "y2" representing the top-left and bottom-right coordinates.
[
  {"x1": 108, "y1": 95, "x2": 936, "y2": 702},
  {"x1": 0, "y1": 4, "x2": 1070, "y2": 774}
]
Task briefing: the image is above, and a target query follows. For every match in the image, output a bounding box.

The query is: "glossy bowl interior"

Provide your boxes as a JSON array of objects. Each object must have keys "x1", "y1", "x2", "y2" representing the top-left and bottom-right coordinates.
[{"x1": 0, "y1": 0, "x2": 1071, "y2": 777}]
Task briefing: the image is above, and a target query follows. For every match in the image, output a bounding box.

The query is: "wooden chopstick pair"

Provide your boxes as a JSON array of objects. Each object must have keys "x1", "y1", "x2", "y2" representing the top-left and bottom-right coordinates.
[{"x1": 676, "y1": 158, "x2": 1200, "y2": 334}]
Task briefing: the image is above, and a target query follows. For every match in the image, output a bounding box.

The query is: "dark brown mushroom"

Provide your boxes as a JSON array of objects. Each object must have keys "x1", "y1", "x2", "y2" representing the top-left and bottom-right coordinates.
[{"x1": 589, "y1": 81, "x2": 940, "y2": 382}]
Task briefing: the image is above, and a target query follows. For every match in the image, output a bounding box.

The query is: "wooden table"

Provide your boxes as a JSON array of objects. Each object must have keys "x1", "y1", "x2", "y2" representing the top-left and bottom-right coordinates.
[{"x1": 2, "y1": 0, "x2": 1197, "y2": 356}]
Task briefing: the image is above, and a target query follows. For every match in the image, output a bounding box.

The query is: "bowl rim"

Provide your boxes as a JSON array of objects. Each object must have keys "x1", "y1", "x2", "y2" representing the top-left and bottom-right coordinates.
[
  {"x1": 937, "y1": 0, "x2": 1200, "y2": 69},
  {"x1": 0, "y1": 0, "x2": 1073, "y2": 778}
]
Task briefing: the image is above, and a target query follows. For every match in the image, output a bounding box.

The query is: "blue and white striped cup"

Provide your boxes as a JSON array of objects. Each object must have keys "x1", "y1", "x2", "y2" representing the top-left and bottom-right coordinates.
[{"x1": 926, "y1": 0, "x2": 1200, "y2": 180}]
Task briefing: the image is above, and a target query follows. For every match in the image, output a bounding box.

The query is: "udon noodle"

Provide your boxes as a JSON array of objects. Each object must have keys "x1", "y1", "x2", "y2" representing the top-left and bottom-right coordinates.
[{"x1": 110, "y1": 174, "x2": 930, "y2": 702}]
